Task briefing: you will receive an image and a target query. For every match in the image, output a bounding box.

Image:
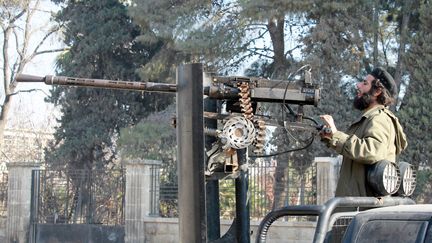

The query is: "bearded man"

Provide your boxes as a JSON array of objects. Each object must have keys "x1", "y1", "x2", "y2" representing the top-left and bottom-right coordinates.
[{"x1": 319, "y1": 67, "x2": 407, "y2": 197}]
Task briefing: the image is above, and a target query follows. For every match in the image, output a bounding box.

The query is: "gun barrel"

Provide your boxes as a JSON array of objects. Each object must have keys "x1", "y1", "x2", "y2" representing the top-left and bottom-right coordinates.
[
  {"x1": 15, "y1": 74, "x2": 45, "y2": 83},
  {"x1": 16, "y1": 74, "x2": 177, "y2": 93}
]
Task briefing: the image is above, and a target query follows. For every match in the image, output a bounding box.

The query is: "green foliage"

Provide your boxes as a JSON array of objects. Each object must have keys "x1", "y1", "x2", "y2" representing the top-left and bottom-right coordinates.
[
  {"x1": 117, "y1": 104, "x2": 178, "y2": 201},
  {"x1": 219, "y1": 179, "x2": 236, "y2": 218},
  {"x1": 129, "y1": 0, "x2": 319, "y2": 76},
  {"x1": 129, "y1": 0, "x2": 248, "y2": 76},
  {"x1": 118, "y1": 108, "x2": 176, "y2": 160},
  {"x1": 219, "y1": 174, "x2": 285, "y2": 219},
  {"x1": 412, "y1": 169, "x2": 432, "y2": 203},
  {"x1": 398, "y1": 1, "x2": 432, "y2": 166},
  {"x1": 45, "y1": 0, "x2": 173, "y2": 170}
]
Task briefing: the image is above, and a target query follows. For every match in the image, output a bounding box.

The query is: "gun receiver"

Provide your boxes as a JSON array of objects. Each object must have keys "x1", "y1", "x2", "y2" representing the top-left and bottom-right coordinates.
[{"x1": 208, "y1": 75, "x2": 320, "y2": 106}]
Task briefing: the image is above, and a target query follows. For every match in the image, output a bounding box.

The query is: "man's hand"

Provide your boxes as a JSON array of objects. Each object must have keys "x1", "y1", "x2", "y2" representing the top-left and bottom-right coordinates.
[{"x1": 319, "y1": 114, "x2": 337, "y2": 139}]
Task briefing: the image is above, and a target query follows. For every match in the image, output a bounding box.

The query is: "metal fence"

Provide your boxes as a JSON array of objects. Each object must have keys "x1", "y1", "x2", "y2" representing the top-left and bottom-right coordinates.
[
  {"x1": 32, "y1": 169, "x2": 125, "y2": 225},
  {"x1": 153, "y1": 161, "x2": 317, "y2": 220},
  {"x1": 248, "y1": 160, "x2": 316, "y2": 220},
  {"x1": 19, "y1": 162, "x2": 315, "y2": 225},
  {"x1": 0, "y1": 172, "x2": 8, "y2": 217}
]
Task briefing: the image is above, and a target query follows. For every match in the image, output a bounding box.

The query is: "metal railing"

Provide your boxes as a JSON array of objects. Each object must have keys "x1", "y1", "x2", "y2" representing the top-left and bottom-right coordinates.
[
  {"x1": 0, "y1": 172, "x2": 8, "y2": 217},
  {"x1": 152, "y1": 162, "x2": 317, "y2": 220},
  {"x1": 31, "y1": 169, "x2": 125, "y2": 225},
  {"x1": 28, "y1": 163, "x2": 316, "y2": 224},
  {"x1": 248, "y1": 161, "x2": 316, "y2": 220}
]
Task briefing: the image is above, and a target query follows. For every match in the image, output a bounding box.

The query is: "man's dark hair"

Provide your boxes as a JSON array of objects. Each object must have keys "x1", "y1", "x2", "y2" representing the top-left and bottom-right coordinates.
[
  {"x1": 369, "y1": 67, "x2": 397, "y2": 106},
  {"x1": 371, "y1": 79, "x2": 396, "y2": 106},
  {"x1": 370, "y1": 67, "x2": 397, "y2": 96}
]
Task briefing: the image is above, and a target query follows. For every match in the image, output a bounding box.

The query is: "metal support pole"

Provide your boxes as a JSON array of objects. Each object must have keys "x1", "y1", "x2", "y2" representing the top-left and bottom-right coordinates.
[
  {"x1": 176, "y1": 63, "x2": 207, "y2": 243},
  {"x1": 29, "y1": 169, "x2": 40, "y2": 243},
  {"x1": 207, "y1": 179, "x2": 221, "y2": 240},
  {"x1": 205, "y1": 92, "x2": 221, "y2": 239},
  {"x1": 235, "y1": 149, "x2": 250, "y2": 243}
]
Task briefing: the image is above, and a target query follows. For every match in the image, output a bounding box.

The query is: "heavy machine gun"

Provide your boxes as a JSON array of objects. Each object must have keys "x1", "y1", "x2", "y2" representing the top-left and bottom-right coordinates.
[{"x1": 16, "y1": 67, "x2": 321, "y2": 177}]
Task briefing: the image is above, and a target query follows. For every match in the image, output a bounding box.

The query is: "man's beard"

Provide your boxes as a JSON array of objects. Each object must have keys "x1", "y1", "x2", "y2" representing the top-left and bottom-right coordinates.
[{"x1": 353, "y1": 92, "x2": 372, "y2": 110}]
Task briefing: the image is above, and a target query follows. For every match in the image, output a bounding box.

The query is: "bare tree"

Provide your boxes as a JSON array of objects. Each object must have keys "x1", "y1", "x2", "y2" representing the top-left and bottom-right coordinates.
[{"x1": 0, "y1": 0, "x2": 66, "y2": 141}]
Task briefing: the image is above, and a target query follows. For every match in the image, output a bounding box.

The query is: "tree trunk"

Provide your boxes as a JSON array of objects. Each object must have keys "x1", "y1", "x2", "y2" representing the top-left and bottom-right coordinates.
[
  {"x1": 0, "y1": 94, "x2": 14, "y2": 142},
  {"x1": 268, "y1": 15, "x2": 293, "y2": 209},
  {"x1": 1, "y1": 21, "x2": 13, "y2": 142},
  {"x1": 372, "y1": 0, "x2": 379, "y2": 66},
  {"x1": 394, "y1": 0, "x2": 412, "y2": 103},
  {"x1": 267, "y1": 15, "x2": 286, "y2": 78},
  {"x1": 299, "y1": 174, "x2": 305, "y2": 205},
  {"x1": 272, "y1": 166, "x2": 288, "y2": 209}
]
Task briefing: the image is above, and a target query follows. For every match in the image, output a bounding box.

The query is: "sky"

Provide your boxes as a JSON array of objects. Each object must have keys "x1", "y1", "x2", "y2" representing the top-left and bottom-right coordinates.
[{"x1": 6, "y1": 1, "x2": 62, "y2": 132}]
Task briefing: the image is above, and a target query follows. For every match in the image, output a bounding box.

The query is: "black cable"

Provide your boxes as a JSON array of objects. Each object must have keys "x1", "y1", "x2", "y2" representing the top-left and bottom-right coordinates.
[
  {"x1": 249, "y1": 134, "x2": 315, "y2": 158},
  {"x1": 281, "y1": 75, "x2": 298, "y2": 125},
  {"x1": 303, "y1": 115, "x2": 320, "y2": 125},
  {"x1": 283, "y1": 102, "x2": 296, "y2": 116},
  {"x1": 281, "y1": 65, "x2": 317, "y2": 137},
  {"x1": 283, "y1": 103, "x2": 320, "y2": 125}
]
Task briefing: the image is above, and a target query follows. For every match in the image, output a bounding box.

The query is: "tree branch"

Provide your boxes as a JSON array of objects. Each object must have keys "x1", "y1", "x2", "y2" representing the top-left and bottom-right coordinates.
[
  {"x1": 0, "y1": 150, "x2": 11, "y2": 163},
  {"x1": 9, "y1": 9, "x2": 27, "y2": 25},
  {"x1": 35, "y1": 47, "x2": 69, "y2": 56},
  {"x1": 11, "y1": 28, "x2": 24, "y2": 80},
  {"x1": 284, "y1": 44, "x2": 301, "y2": 59},
  {"x1": 12, "y1": 28, "x2": 24, "y2": 60},
  {"x1": 29, "y1": 25, "x2": 61, "y2": 59},
  {"x1": 1, "y1": 88, "x2": 49, "y2": 103},
  {"x1": 248, "y1": 47, "x2": 273, "y2": 59}
]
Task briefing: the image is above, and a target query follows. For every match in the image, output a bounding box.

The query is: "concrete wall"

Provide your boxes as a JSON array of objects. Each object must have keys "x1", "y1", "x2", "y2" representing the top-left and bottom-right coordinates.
[
  {"x1": 315, "y1": 156, "x2": 341, "y2": 204},
  {"x1": 24, "y1": 216, "x2": 315, "y2": 243},
  {"x1": 141, "y1": 217, "x2": 316, "y2": 243},
  {"x1": 124, "y1": 159, "x2": 161, "y2": 243},
  {"x1": 34, "y1": 224, "x2": 124, "y2": 243},
  {"x1": 6, "y1": 162, "x2": 40, "y2": 243},
  {"x1": 0, "y1": 216, "x2": 6, "y2": 242}
]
